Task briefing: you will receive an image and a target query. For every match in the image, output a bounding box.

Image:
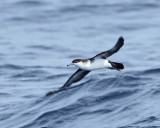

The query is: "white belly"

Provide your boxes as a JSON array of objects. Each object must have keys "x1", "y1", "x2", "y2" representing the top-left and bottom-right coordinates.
[{"x1": 78, "y1": 59, "x2": 112, "y2": 71}]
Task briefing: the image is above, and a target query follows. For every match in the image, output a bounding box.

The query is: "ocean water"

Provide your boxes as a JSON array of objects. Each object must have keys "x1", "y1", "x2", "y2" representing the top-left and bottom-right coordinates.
[{"x1": 0, "y1": 0, "x2": 160, "y2": 128}]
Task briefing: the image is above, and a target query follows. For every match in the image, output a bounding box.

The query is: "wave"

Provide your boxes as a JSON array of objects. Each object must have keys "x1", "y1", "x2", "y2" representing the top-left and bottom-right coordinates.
[
  {"x1": 0, "y1": 64, "x2": 24, "y2": 70},
  {"x1": 141, "y1": 67, "x2": 160, "y2": 75},
  {"x1": 0, "y1": 67, "x2": 159, "y2": 128},
  {"x1": 14, "y1": 0, "x2": 46, "y2": 7}
]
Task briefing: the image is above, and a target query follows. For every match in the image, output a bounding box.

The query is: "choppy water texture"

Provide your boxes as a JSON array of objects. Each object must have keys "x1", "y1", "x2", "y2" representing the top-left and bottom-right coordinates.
[{"x1": 0, "y1": 0, "x2": 160, "y2": 128}]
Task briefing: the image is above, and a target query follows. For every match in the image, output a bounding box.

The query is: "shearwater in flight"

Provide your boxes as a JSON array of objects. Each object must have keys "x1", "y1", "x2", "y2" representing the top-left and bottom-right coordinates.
[{"x1": 46, "y1": 36, "x2": 124, "y2": 96}]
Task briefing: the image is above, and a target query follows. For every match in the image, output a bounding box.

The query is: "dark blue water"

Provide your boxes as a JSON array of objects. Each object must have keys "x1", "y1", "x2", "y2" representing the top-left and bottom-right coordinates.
[{"x1": 1, "y1": 0, "x2": 160, "y2": 128}]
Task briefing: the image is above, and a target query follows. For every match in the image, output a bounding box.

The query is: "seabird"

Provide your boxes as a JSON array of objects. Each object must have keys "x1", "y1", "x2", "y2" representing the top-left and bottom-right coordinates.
[{"x1": 46, "y1": 36, "x2": 124, "y2": 96}]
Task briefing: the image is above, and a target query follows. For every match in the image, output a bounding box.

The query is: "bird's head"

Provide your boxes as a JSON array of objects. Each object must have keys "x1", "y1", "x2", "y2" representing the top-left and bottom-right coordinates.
[{"x1": 67, "y1": 59, "x2": 83, "y2": 67}]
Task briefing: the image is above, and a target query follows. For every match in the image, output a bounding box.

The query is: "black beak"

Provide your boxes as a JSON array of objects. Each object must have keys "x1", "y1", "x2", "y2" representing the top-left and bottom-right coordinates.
[{"x1": 67, "y1": 63, "x2": 73, "y2": 66}]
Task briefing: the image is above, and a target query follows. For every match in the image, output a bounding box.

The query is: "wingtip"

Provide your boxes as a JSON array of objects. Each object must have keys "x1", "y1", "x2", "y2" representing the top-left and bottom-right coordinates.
[
  {"x1": 119, "y1": 36, "x2": 124, "y2": 42},
  {"x1": 46, "y1": 91, "x2": 57, "y2": 96}
]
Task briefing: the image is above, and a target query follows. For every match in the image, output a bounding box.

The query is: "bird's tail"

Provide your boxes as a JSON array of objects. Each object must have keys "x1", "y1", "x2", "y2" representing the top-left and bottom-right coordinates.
[{"x1": 109, "y1": 61, "x2": 124, "y2": 70}]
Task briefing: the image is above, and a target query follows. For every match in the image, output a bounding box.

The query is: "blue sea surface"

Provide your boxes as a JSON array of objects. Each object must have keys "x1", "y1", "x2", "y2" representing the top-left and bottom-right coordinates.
[{"x1": 0, "y1": 0, "x2": 160, "y2": 128}]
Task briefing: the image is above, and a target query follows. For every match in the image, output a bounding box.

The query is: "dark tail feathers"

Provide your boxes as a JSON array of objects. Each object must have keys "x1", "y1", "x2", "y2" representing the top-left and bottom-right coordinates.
[{"x1": 109, "y1": 61, "x2": 124, "y2": 70}]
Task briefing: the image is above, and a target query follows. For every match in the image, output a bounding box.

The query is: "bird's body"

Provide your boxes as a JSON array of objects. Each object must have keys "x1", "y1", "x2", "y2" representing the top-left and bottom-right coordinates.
[
  {"x1": 46, "y1": 36, "x2": 124, "y2": 96},
  {"x1": 75, "y1": 59, "x2": 112, "y2": 71}
]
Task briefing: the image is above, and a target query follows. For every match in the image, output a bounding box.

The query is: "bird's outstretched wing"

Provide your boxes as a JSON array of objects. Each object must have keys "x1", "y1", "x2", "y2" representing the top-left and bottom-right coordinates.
[
  {"x1": 46, "y1": 69, "x2": 90, "y2": 96},
  {"x1": 62, "y1": 69, "x2": 90, "y2": 88},
  {"x1": 92, "y1": 36, "x2": 124, "y2": 59}
]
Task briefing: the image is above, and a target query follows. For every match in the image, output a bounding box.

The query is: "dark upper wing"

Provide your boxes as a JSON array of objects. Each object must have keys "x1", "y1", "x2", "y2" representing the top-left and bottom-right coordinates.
[
  {"x1": 92, "y1": 37, "x2": 124, "y2": 59},
  {"x1": 62, "y1": 69, "x2": 90, "y2": 88},
  {"x1": 46, "y1": 69, "x2": 90, "y2": 96}
]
